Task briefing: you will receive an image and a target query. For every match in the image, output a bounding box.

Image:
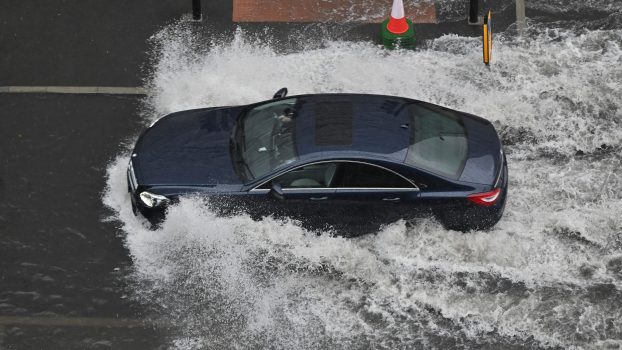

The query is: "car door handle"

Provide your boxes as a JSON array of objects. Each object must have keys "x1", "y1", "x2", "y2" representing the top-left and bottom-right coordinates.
[
  {"x1": 310, "y1": 196, "x2": 328, "y2": 201},
  {"x1": 382, "y1": 197, "x2": 401, "y2": 202}
]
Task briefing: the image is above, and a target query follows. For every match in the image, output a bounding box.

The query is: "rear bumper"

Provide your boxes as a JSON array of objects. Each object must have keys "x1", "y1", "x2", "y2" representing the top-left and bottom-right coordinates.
[{"x1": 435, "y1": 156, "x2": 508, "y2": 231}]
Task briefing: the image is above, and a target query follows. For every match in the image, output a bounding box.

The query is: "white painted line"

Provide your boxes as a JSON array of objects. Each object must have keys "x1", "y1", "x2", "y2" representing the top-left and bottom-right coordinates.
[
  {"x1": 0, "y1": 315, "x2": 165, "y2": 328},
  {"x1": 0, "y1": 86, "x2": 147, "y2": 95}
]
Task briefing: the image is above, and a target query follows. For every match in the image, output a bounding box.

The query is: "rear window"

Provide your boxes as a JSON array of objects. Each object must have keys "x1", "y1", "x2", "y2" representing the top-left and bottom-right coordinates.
[{"x1": 406, "y1": 104, "x2": 467, "y2": 179}]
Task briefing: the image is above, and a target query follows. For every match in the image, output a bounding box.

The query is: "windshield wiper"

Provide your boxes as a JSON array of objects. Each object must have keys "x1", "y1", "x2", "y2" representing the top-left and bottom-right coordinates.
[
  {"x1": 237, "y1": 158, "x2": 254, "y2": 180},
  {"x1": 234, "y1": 116, "x2": 247, "y2": 152},
  {"x1": 230, "y1": 133, "x2": 254, "y2": 181}
]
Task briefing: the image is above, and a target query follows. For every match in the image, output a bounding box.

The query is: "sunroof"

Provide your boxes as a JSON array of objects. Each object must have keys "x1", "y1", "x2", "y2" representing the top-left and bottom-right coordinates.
[{"x1": 315, "y1": 101, "x2": 353, "y2": 146}]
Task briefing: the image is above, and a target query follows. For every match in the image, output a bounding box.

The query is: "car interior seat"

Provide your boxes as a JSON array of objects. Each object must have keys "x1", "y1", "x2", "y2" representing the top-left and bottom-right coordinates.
[
  {"x1": 323, "y1": 163, "x2": 338, "y2": 186},
  {"x1": 289, "y1": 178, "x2": 322, "y2": 187},
  {"x1": 288, "y1": 163, "x2": 338, "y2": 188}
]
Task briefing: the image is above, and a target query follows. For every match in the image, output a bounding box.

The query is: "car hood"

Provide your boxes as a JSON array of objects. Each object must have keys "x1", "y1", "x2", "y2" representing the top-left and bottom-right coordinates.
[{"x1": 132, "y1": 106, "x2": 244, "y2": 186}]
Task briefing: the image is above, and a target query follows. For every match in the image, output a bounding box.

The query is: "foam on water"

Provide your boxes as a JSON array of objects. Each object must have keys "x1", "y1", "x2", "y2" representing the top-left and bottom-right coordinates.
[
  {"x1": 530, "y1": 0, "x2": 622, "y2": 14},
  {"x1": 104, "y1": 23, "x2": 622, "y2": 349}
]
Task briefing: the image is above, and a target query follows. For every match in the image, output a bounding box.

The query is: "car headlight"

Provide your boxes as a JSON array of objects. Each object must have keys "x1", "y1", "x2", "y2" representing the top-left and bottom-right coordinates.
[{"x1": 139, "y1": 191, "x2": 170, "y2": 208}]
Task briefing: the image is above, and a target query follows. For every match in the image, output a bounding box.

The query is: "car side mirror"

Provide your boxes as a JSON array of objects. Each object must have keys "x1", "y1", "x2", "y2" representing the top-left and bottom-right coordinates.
[
  {"x1": 273, "y1": 87, "x2": 288, "y2": 99},
  {"x1": 269, "y1": 182, "x2": 285, "y2": 200}
]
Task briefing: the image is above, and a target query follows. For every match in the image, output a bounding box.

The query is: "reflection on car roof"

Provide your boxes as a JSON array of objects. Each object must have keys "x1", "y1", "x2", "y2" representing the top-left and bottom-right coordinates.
[{"x1": 294, "y1": 94, "x2": 412, "y2": 163}]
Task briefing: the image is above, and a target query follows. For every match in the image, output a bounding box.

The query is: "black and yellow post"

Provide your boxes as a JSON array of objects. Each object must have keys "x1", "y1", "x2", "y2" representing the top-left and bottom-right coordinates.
[{"x1": 483, "y1": 10, "x2": 492, "y2": 65}]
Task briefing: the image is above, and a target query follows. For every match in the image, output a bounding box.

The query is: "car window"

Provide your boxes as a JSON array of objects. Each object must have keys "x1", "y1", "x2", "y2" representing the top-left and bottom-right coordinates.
[
  {"x1": 338, "y1": 162, "x2": 414, "y2": 189},
  {"x1": 405, "y1": 103, "x2": 468, "y2": 179},
  {"x1": 237, "y1": 98, "x2": 299, "y2": 180},
  {"x1": 261, "y1": 162, "x2": 338, "y2": 189}
]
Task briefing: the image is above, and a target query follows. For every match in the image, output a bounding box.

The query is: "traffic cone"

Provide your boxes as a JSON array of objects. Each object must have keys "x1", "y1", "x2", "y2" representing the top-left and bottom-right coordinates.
[{"x1": 381, "y1": 0, "x2": 415, "y2": 49}]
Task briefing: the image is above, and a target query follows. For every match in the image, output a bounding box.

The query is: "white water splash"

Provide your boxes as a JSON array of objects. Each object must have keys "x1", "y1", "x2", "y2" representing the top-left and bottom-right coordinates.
[{"x1": 104, "y1": 24, "x2": 622, "y2": 349}]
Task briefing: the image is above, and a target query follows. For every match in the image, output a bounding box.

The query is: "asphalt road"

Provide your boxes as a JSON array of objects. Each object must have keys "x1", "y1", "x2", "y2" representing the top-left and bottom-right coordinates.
[{"x1": 0, "y1": 94, "x2": 163, "y2": 349}]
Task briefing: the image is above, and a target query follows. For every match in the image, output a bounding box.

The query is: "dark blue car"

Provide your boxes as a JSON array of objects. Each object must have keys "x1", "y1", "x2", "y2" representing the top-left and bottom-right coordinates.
[{"x1": 127, "y1": 90, "x2": 508, "y2": 232}]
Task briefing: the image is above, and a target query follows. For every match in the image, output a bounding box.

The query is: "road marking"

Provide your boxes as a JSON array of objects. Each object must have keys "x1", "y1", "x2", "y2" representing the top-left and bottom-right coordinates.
[
  {"x1": 233, "y1": 0, "x2": 437, "y2": 24},
  {"x1": 0, "y1": 316, "x2": 165, "y2": 328},
  {"x1": 0, "y1": 86, "x2": 146, "y2": 95}
]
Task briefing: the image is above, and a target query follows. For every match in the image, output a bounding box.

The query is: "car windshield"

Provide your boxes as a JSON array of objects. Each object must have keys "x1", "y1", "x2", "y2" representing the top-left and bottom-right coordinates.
[
  {"x1": 235, "y1": 98, "x2": 299, "y2": 181},
  {"x1": 406, "y1": 103, "x2": 468, "y2": 179}
]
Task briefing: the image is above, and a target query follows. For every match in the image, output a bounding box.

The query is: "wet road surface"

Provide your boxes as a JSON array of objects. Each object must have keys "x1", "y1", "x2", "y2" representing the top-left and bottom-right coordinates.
[{"x1": 2, "y1": 0, "x2": 622, "y2": 349}]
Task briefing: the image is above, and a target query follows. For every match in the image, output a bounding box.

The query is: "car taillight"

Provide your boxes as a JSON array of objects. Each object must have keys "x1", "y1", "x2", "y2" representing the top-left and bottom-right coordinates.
[{"x1": 467, "y1": 188, "x2": 502, "y2": 207}]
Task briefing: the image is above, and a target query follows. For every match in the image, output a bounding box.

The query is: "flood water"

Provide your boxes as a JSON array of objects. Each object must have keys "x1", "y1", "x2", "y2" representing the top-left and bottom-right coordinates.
[{"x1": 103, "y1": 1, "x2": 622, "y2": 348}]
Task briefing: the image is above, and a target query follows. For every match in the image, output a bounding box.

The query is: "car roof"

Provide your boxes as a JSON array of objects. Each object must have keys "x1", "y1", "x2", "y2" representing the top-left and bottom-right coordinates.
[
  {"x1": 289, "y1": 94, "x2": 415, "y2": 164},
  {"x1": 245, "y1": 93, "x2": 500, "y2": 185}
]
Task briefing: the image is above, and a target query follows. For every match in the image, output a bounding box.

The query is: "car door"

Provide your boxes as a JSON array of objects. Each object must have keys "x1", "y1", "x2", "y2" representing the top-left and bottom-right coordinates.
[
  {"x1": 245, "y1": 162, "x2": 340, "y2": 229},
  {"x1": 332, "y1": 161, "x2": 421, "y2": 230}
]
